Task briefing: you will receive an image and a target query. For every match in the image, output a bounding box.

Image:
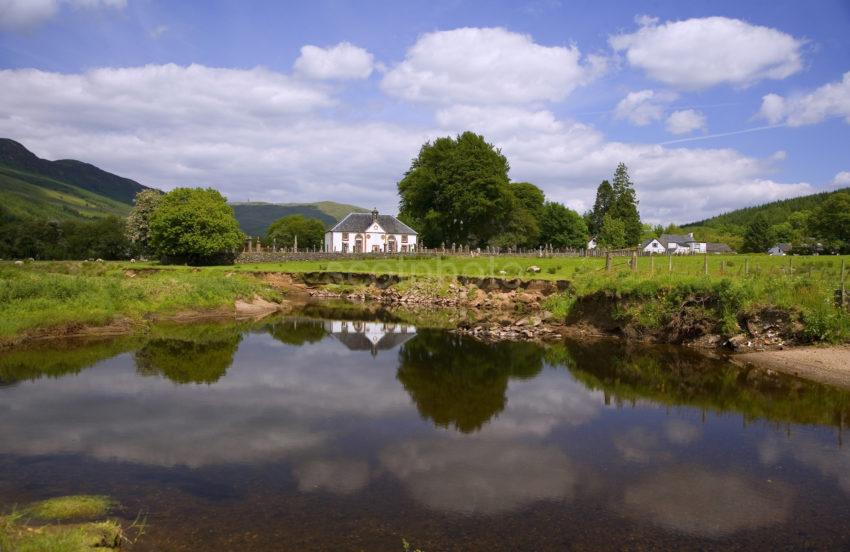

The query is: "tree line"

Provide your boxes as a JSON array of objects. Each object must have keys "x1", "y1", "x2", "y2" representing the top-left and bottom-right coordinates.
[{"x1": 397, "y1": 131, "x2": 642, "y2": 250}]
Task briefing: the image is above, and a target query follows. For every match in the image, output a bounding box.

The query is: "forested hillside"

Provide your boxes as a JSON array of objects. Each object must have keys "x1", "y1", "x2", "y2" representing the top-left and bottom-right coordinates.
[{"x1": 231, "y1": 201, "x2": 367, "y2": 236}]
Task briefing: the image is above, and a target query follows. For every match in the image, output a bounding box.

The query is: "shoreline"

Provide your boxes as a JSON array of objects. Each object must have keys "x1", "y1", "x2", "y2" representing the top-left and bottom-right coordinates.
[{"x1": 733, "y1": 345, "x2": 850, "y2": 389}]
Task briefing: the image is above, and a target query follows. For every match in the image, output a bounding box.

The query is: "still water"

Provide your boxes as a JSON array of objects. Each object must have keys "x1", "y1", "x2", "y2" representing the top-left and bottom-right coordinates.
[{"x1": 1, "y1": 308, "x2": 850, "y2": 550}]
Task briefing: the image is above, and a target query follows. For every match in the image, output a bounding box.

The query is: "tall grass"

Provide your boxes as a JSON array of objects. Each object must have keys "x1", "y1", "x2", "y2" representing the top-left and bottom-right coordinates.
[{"x1": 0, "y1": 262, "x2": 278, "y2": 340}]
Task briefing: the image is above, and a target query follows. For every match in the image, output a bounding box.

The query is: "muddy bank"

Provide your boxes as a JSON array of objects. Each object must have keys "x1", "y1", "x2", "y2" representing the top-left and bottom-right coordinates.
[
  {"x1": 734, "y1": 345, "x2": 850, "y2": 389},
  {"x1": 267, "y1": 273, "x2": 807, "y2": 350}
]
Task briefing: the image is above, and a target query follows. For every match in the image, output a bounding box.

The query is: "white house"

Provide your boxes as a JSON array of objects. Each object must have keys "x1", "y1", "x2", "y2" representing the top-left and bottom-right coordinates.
[
  {"x1": 658, "y1": 233, "x2": 707, "y2": 254},
  {"x1": 324, "y1": 209, "x2": 418, "y2": 253},
  {"x1": 768, "y1": 243, "x2": 792, "y2": 256},
  {"x1": 640, "y1": 238, "x2": 667, "y2": 254},
  {"x1": 324, "y1": 320, "x2": 416, "y2": 355},
  {"x1": 587, "y1": 237, "x2": 597, "y2": 250}
]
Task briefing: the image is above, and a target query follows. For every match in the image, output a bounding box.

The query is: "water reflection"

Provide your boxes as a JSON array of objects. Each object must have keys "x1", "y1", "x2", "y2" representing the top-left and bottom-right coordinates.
[
  {"x1": 2, "y1": 314, "x2": 850, "y2": 549},
  {"x1": 135, "y1": 324, "x2": 243, "y2": 384},
  {"x1": 622, "y1": 466, "x2": 792, "y2": 537},
  {"x1": 380, "y1": 438, "x2": 576, "y2": 514},
  {"x1": 397, "y1": 330, "x2": 544, "y2": 432},
  {"x1": 326, "y1": 320, "x2": 416, "y2": 355}
]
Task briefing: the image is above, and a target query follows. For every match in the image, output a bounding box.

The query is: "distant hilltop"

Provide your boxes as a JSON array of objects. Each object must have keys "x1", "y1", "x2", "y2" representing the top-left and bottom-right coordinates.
[{"x1": 0, "y1": 138, "x2": 368, "y2": 232}]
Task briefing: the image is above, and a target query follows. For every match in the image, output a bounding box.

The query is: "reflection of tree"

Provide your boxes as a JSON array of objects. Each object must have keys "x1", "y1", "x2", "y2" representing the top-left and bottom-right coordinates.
[
  {"x1": 268, "y1": 318, "x2": 327, "y2": 346},
  {"x1": 560, "y1": 340, "x2": 850, "y2": 428},
  {"x1": 135, "y1": 323, "x2": 242, "y2": 384},
  {"x1": 0, "y1": 337, "x2": 140, "y2": 385},
  {"x1": 397, "y1": 330, "x2": 544, "y2": 433}
]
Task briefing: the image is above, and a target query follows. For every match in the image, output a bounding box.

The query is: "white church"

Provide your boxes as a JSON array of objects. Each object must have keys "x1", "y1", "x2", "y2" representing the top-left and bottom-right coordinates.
[{"x1": 324, "y1": 209, "x2": 418, "y2": 253}]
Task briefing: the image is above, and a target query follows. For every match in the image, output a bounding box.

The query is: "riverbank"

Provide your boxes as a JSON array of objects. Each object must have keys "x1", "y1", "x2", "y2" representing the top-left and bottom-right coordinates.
[
  {"x1": 0, "y1": 261, "x2": 284, "y2": 349},
  {"x1": 2, "y1": 259, "x2": 848, "y2": 352},
  {"x1": 734, "y1": 345, "x2": 850, "y2": 389}
]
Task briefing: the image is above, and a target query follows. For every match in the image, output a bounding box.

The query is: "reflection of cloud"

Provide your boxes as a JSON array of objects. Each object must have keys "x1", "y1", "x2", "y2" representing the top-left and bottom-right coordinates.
[
  {"x1": 294, "y1": 459, "x2": 371, "y2": 495},
  {"x1": 664, "y1": 419, "x2": 701, "y2": 445},
  {"x1": 761, "y1": 435, "x2": 850, "y2": 494},
  {"x1": 623, "y1": 467, "x2": 792, "y2": 537},
  {"x1": 380, "y1": 438, "x2": 575, "y2": 514},
  {"x1": 613, "y1": 427, "x2": 668, "y2": 463},
  {"x1": 0, "y1": 333, "x2": 413, "y2": 467},
  {"x1": 477, "y1": 369, "x2": 603, "y2": 438}
]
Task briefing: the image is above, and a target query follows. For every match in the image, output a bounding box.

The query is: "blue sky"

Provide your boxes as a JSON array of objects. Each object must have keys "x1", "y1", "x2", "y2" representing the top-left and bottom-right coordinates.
[{"x1": 1, "y1": 0, "x2": 848, "y2": 223}]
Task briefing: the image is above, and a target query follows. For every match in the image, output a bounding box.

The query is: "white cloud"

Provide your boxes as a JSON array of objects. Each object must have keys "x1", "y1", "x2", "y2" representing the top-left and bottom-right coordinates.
[
  {"x1": 0, "y1": 62, "x2": 814, "y2": 223},
  {"x1": 665, "y1": 109, "x2": 706, "y2": 135},
  {"x1": 0, "y1": 0, "x2": 125, "y2": 30},
  {"x1": 381, "y1": 27, "x2": 602, "y2": 104},
  {"x1": 436, "y1": 104, "x2": 812, "y2": 223},
  {"x1": 833, "y1": 171, "x2": 850, "y2": 187},
  {"x1": 294, "y1": 42, "x2": 375, "y2": 80},
  {"x1": 610, "y1": 16, "x2": 804, "y2": 89},
  {"x1": 614, "y1": 89, "x2": 677, "y2": 126},
  {"x1": 623, "y1": 466, "x2": 792, "y2": 537},
  {"x1": 758, "y1": 71, "x2": 850, "y2": 126}
]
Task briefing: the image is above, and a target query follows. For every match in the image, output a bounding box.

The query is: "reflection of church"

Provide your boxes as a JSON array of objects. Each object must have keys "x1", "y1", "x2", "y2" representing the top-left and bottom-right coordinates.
[{"x1": 325, "y1": 320, "x2": 416, "y2": 356}]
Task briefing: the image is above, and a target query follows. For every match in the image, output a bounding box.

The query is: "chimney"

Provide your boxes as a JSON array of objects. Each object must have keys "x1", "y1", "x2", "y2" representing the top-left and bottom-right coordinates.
[{"x1": 371, "y1": 208, "x2": 379, "y2": 222}]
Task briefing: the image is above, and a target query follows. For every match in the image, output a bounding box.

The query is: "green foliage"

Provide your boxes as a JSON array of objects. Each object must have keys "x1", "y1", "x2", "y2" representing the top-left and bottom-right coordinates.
[
  {"x1": 588, "y1": 180, "x2": 614, "y2": 236},
  {"x1": 398, "y1": 132, "x2": 513, "y2": 247},
  {"x1": 266, "y1": 214, "x2": 325, "y2": 250},
  {"x1": 608, "y1": 163, "x2": 642, "y2": 246},
  {"x1": 742, "y1": 213, "x2": 774, "y2": 253},
  {"x1": 0, "y1": 215, "x2": 132, "y2": 260},
  {"x1": 598, "y1": 213, "x2": 626, "y2": 248},
  {"x1": 493, "y1": 182, "x2": 545, "y2": 247},
  {"x1": 135, "y1": 324, "x2": 242, "y2": 384},
  {"x1": 539, "y1": 202, "x2": 588, "y2": 248},
  {"x1": 149, "y1": 187, "x2": 244, "y2": 265},
  {"x1": 810, "y1": 191, "x2": 850, "y2": 253}
]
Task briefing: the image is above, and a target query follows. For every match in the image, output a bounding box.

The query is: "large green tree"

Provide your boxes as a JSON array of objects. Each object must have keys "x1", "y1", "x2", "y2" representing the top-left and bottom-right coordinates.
[
  {"x1": 266, "y1": 214, "x2": 325, "y2": 250},
  {"x1": 397, "y1": 132, "x2": 513, "y2": 247},
  {"x1": 539, "y1": 202, "x2": 588, "y2": 248},
  {"x1": 608, "y1": 163, "x2": 642, "y2": 246},
  {"x1": 598, "y1": 213, "x2": 626, "y2": 249},
  {"x1": 149, "y1": 187, "x2": 243, "y2": 264},
  {"x1": 810, "y1": 191, "x2": 850, "y2": 252},
  {"x1": 588, "y1": 180, "x2": 614, "y2": 236},
  {"x1": 741, "y1": 213, "x2": 774, "y2": 253},
  {"x1": 492, "y1": 182, "x2": 545, "y2": 248}
]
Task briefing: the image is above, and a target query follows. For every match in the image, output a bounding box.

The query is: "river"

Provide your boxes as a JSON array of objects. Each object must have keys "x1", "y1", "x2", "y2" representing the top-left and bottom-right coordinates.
[{"x1": 1, "y1": 306, "x2": 849, "y2": 550}]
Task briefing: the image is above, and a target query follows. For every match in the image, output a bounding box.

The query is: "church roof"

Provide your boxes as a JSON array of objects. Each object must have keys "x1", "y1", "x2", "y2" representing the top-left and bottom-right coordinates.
[{"x1": 329, "y1": 212, "x2": 418, "y2": 235}]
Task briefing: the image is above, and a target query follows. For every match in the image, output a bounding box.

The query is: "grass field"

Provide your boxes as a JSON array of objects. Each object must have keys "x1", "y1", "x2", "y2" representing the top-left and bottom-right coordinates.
[
  {"x1": 2, "y1": 255, "x2": 848, "y2": 344},
  {"x1": 0, "y1": 261, "x2": 279, "y2": 342}
]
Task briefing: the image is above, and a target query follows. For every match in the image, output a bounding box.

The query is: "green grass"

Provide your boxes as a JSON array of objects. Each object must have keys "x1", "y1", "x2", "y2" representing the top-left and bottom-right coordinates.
[
  {"x1": 2, "y1": 255, "x2": 848, "y2": 344},
  {"x1": 0, "y1": 262, "x2": 280, "y2": 342},
  {"x1": 28, "y1": 496, "x2": 113, "y2": 521},
  {"x1": 1, "y1": 495, "x2": 124, "y2": 551}
]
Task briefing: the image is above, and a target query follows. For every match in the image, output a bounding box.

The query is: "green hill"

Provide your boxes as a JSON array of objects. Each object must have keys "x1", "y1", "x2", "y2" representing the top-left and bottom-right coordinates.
[
  {"x1": 683, "y1": 187, "x2": 850, "y2": 230},
  {"x1": 0, "y1": 165, "x2": 134, "y2": 221},
  {"x1": 231, "y1": 201, "x2": 368, "y2": 236},
  {"x1": 0, "y1": 138, "x2": 148, "y2": 205}
]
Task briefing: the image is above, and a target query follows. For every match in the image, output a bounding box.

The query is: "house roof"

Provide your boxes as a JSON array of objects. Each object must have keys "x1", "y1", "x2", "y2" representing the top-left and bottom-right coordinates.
[
  {"x1": 706, "y1": 242, "x2": 734, "y2": 253},
  {"x1": 329, "y1": 213, "x2": 418, "y2": 235},
  {"x1": 640, "y1": 238, "x2": 663, "y2": 248},
  {"x1": 769, "y1": 243, "x2": 792, "y2": 252},
  {"x1": 659, "y1": 233, "x2": 696, "y2": 245}
]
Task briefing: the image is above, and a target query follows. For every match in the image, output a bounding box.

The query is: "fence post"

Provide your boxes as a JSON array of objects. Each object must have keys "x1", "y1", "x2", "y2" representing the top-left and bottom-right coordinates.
[
  {"x1": 703, "y1": 254, "x2": 708, "y2": 276},
  {"x1": 630, "y1": 250, "x2": 637, "y2": 271},
  {"x1": 744, "y1": 258, "x2": 749, "y2": 276},
  {"x1": 668, "y1": 254, "x2": 672, "y2": 273},
  {"x1": 650, "y1": 255, "x2": 655, "y2": 275},
  {"x1": 605, "y1": 252, "x2": 612, "y2": 272},
  {"x1": 841, "y1": 259, "x2": 847, "y2": 310}
]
